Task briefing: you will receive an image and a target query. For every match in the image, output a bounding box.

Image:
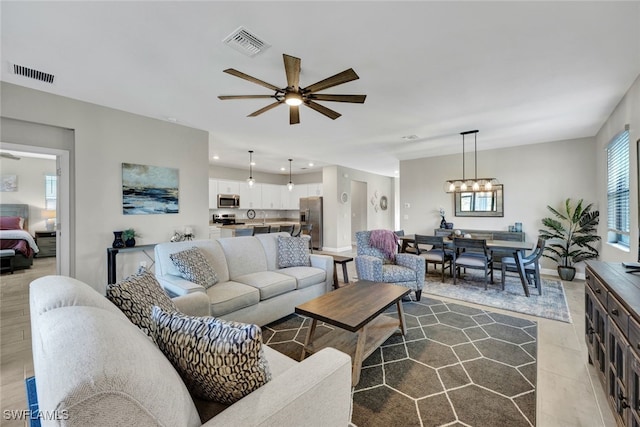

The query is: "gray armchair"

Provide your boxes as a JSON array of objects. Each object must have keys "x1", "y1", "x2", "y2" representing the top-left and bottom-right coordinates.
[{"x1": 355, "y1": 230, "x2": 425, "y2": 300}]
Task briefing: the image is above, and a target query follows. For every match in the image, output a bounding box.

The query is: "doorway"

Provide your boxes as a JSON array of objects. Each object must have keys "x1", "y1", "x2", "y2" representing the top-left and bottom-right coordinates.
[
  {"x1": 350, "y1": 180, "x2": 367, "y2": 245},
  {"x1": 0, "y1": 143, "x2": 70, "y2": 275}
]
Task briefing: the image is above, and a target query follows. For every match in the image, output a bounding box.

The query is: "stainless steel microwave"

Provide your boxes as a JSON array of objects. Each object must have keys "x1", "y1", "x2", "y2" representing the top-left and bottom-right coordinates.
[{"x1": 217, "y1": 194, "x2": 240, "y2": 209}]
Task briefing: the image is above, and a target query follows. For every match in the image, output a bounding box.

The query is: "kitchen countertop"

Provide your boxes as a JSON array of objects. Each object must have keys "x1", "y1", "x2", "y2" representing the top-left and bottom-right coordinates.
[{"x1": 216, "y1": 221, "x2": 299, "y2": 229}]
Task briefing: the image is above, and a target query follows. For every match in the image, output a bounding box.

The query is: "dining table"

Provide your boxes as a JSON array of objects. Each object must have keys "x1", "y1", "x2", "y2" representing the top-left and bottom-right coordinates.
[{"x1": 397, "y1": 234, "x2": 535, "y2": 296}]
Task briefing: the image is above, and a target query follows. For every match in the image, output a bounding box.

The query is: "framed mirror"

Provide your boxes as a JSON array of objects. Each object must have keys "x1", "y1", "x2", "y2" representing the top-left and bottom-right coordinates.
[{"x1": 454, "y1": 185, "x2": 503, "y2": 217}]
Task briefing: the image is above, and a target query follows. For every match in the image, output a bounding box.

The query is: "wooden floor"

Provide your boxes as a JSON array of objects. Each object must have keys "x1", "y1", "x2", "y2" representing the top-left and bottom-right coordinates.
[{"x1": 1, "y1": 258, "x2": 55, "y2": 427}]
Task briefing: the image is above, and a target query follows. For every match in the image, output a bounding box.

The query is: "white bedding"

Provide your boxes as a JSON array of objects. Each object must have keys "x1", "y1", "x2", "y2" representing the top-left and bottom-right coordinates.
[{"x1": 0, "y1": 229, "x2": 39, "y2": 253}]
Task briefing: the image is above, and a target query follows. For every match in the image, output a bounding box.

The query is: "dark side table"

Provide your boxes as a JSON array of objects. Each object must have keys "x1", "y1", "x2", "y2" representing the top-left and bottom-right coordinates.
[
  {"x1": 107, "y1": 244, "x2": 157, "y2": 284},
  {"x1": 331, "y1": 255, "x2": 354, "y2": 288}
]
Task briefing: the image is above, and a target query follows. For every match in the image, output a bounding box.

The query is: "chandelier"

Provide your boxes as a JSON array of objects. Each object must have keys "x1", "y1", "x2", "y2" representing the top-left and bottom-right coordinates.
[{"x1": 445, "y1": 130, "x2": 499, "y2": 193}]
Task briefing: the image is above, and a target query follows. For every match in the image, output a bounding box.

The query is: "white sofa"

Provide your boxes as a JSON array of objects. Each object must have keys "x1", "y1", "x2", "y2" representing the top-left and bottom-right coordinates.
[
  {"x1": 29, "y1": 275, "x2": 352, "y2": 426},
  {"x1": 154, "y1": 233, "x2": 334, "y2": 326}
]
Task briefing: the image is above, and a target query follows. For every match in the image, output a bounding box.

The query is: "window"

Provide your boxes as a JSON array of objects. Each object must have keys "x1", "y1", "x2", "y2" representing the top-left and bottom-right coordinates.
[
  {"x1": 607, "y1": 130, "x2": 630, "y2": 247},
  {"x1": 45, "y1": 174, "x2": 57, "y2": 210}
]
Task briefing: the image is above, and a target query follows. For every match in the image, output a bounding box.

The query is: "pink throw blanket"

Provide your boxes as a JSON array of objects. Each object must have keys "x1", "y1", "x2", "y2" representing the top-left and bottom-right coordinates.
[{"x1": 369, "y1": 229, "x2": 398, "y2": 261}]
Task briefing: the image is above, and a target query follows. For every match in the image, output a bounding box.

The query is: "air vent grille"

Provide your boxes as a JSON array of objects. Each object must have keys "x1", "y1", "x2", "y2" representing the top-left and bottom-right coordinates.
[
  {"x1": 223, "y1": 26, "x2": 270, "y2": 57},
  {"x1": 13, "y1": 64, "x2": 55, "y2": 84}
]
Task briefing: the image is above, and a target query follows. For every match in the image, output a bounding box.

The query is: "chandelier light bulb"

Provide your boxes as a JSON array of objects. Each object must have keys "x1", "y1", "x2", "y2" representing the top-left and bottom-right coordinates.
[
  {"x1": 472, "y1": 181, "x2": 480, "y2": 191},
  {"x1": 449, "y1": 182, "x2": 456, "y2": 192},
  {"x1": 461, "y1": 182, "x2": 467, "y2": 191},
  {"x1": 485, "y1": 181, "x2": 492, "y2": 191}
]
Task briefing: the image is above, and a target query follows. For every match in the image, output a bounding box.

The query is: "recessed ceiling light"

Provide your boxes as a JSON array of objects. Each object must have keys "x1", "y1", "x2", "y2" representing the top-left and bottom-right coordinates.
[
  {"x1": 280, "y1": 167, "x2": 285, "y2": 171},
  {"x1": 308, "y1": 162, "x2": 314, "y2": 167},
  {"x1": 250, "y1": 161, "x2": 256, "y2": 166},
  {"x1": 212, "y1": 155, "x2": 219, "y2": 160}
]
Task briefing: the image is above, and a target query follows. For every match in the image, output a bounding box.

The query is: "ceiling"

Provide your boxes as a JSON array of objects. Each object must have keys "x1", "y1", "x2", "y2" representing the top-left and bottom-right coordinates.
[{"x1": 2, "y1": 1, "x2": 639, "y2": 177}]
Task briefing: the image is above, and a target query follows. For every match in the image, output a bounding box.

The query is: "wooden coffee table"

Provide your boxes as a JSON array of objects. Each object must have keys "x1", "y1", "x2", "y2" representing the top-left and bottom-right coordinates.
[{"x1": 295, "y1": 280, "x2": 410, "y2": 386}]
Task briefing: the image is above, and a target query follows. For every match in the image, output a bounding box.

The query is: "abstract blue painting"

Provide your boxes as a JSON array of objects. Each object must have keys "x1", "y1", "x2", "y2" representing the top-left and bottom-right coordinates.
[{"x1": 122, "y1": 163, "x2": 179, "y2": 215}]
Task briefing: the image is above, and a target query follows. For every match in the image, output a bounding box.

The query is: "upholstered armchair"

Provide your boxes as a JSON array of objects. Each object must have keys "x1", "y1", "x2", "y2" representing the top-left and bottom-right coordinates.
[{"x1": 355, "y1": 230, "x2": 425, "y2": 300}]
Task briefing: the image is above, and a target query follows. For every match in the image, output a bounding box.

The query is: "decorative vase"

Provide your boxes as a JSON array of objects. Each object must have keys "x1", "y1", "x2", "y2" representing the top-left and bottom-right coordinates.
[
  {"x1": 112, "y1": 231, "x2": 125, "y2": 249},
  {"x1": 440, "y1": 217, "x2": 447, "y2": 229},
  {"x1": 557, "y1": 266, "x2": 576, "y2": 281},
  {"x1": 125, "y1": 238, "x2": 136, "y2": 247}
]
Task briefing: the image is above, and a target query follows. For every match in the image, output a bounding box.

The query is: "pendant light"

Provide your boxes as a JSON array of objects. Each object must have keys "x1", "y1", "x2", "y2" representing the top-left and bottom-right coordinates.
[
  {"x1": 247, "y1": 150, "x2": 255, "y2": 187},
  {"x1": 287, "y1": 159, "x2": 294, "y2": 191},
  {"x1": 444, "y1": 130, "x2": 499, "y2": 193}
]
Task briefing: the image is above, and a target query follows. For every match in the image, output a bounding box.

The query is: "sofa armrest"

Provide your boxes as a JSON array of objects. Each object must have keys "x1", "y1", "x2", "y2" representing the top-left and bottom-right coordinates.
[
  {"x1": 355, "y1": 255, "x2": 383, "y2": 282},
  {"x1": 172, "y1": 292, "x2": 211, "y2": 317},
  {"x1": 202, "y1": 348, "x2": 351, "y2": 427},
  {"x1": 396, "y1": 253, "x2": 425, "y2": 288},
  {"x1": 156, "y1": 274, "x2": 205, "y2": 296},
  {"x1": 309, "y1": 254, "x2": 334, "y2": 293}
]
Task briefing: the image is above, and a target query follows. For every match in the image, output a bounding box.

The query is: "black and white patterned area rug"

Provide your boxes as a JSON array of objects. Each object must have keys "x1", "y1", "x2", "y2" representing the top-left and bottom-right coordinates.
[{"x1": 262, "y1": 296, "x2": 537, "y2": 427}]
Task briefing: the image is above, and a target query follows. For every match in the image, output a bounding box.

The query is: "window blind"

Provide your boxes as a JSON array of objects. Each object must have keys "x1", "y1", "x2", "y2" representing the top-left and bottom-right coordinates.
[{"x1": 606, "y1": 130, "x2": 630, "y2": 242}]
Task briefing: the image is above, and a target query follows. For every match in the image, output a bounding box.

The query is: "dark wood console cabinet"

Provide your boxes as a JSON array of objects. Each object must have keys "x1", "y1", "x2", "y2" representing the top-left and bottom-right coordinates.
[{"x1": 585, "y1": 261, "x2": 640, "y2": 426}]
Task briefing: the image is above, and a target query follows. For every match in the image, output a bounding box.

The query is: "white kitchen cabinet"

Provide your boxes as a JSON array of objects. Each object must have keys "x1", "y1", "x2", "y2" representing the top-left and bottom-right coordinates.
[
  {"x1": 208, "y1": 179, "x2": 218, "y2": 209},
  {"x1": 261, "y1": 184, "x2": 282, "y2": 209},
  {"x1": 308, "y1": 183, "x2": 323, "y2": 197},
  {"x1": 288, "y1": 184, "x2": 308, "y2": 210},
  {"x1": 218, "y1": 180, "x2": 240, "y2": 195},
  {"x1": 239, "y1": 182, "x2": 261, "y2": 209},
  {"x1": 209, "y1": 225, "x2": 221, "y2": 240}
]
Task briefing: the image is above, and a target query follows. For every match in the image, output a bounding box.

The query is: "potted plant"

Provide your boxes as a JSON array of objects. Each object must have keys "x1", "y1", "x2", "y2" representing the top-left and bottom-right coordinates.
[
  {"x1": 122, "y1": 228, "x2": 139, "y2": 247},
  {"x1": 538, "y1": 198, "x2": 600, "y2": 281}
]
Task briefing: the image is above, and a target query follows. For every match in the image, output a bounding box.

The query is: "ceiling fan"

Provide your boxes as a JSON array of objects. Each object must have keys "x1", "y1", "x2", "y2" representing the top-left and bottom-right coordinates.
[{"x1": 218, "y1": 54, "x2": 366, "y2": 125}]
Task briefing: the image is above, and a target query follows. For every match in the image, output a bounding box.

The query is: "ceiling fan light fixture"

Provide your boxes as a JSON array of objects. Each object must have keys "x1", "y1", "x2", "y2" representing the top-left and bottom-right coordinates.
[{"x1": 284, "y1": 92, "x2": 303, "y2": 106}]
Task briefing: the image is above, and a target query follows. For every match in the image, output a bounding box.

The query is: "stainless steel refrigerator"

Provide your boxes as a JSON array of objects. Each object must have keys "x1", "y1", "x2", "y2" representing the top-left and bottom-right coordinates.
[{"x1": 299, "y1": 196, "x2": 323, "y2": 250}]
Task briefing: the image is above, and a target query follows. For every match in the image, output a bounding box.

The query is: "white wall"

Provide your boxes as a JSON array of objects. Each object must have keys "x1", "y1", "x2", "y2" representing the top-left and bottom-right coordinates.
[
  {"x1": 1, "y1": 82, "x2": 209, "y2": 292},
  {"x1": 400, "y1": 137, "x2": 597, "y2": 275},
  {"x1": 595, "y1": 73, "x2": 640, "y2": 263},
  {"x1": 0, "y1": 156, "x2": 56, "y2": 234},
  {"x1": 323, "y1": 165, "x2": 395, "y2": 252}
]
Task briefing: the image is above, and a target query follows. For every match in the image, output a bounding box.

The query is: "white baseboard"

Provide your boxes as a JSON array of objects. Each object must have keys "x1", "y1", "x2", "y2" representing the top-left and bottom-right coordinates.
[
  {"x1": 321, "y1": 246, "x2": 353, "y2": 253},
  {"x1": 540, "y1": 267, "x2": 585, "y2": 281}
]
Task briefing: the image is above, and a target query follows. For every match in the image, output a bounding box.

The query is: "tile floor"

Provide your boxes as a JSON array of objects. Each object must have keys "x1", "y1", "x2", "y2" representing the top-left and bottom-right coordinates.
[{"x1": 0, "y1": 254, "x2": 617, "y2": 426}]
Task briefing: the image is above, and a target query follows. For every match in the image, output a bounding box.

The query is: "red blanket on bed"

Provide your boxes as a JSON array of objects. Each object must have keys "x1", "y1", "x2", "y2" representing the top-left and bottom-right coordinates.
[{"x1": 1, "y1": 239, "x2": 34, "y2": 258}]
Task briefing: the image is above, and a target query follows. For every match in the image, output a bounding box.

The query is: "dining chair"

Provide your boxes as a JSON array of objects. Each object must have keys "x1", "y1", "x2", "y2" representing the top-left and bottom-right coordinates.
[
  {"x1": 501, "y1": 237, "x2": 545, "y2": 295},
  {"x1": 452, "y1": 237, "x2": 494, "y2": 289},
  {"x1": 234, "y1": 228, "x2": 253, "y2": 237},
  {"x1": 252, "y1": 225, "x2": 271, "y2": 235},
  {"x1": 394, "y1": 230, "x2": 417, "y2": 254},
  {"x1": 279, "y1": 224, "x2": 295, "y2": 235},
  {"x1": 414, "y1": 234, "x2": 453, "y2": 282},
  {"x1": 434, "y1": 229, "x2": 452, "y2": 238}
]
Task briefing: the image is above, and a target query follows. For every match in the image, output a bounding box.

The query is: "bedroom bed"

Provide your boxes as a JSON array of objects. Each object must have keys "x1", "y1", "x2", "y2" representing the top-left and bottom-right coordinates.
[{"x1": 0, "y1": 204, "x2": 39, "y2": 270}]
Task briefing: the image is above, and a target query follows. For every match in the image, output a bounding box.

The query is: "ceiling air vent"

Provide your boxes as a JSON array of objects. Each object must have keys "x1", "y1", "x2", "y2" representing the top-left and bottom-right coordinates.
[
  {"x1": 12, "y1": 63, "x2": 55, "y2": 84},
  {"x1": 223, "y1": 26, "x2": 271, "y2": 57}
]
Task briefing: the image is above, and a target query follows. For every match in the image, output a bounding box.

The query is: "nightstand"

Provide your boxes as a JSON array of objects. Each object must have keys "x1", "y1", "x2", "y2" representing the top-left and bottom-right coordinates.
[{"x1": 35, "y1": 231, "x2": 56, "y2": 257}]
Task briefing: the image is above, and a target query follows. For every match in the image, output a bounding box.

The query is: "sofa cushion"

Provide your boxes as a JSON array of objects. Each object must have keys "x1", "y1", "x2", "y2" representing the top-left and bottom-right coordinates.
[
  {"x1": 381, "y1": 264, "x2": 417, "y2": 283},
  {"x1": 234, "y1": 271, "x2": 297, "y2": 300},
  {"x1": 217, "y1": 236, "x2": 268, "y2": 278},
  {"x1": 170, "y1": 247, "x2": 218, "y2": 289},
  {"x1": 151, "y1": 307, "x2": 272, "y2": 405},
  {"x1": 278, "y1": 266, "x2": 326, "y2": 290},
  {"x1": 276, "y1": 236, "x2": 311, "y2": 268},
  {"x1": 106, "y1": 271, "x2": 178, "y2": 340},
  {"x1": 206, "y1": 281, "x2": 260, "y2": 317}
]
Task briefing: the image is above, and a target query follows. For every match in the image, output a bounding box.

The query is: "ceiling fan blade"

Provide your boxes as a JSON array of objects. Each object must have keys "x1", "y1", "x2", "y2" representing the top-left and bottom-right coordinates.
[
  {"x1": 283, "y1": 54, "x2": 301, "y2": 91},
  {"x1": 223, "y1": 69, "x2": 281, "y2": 91},
  {"x1": 303, "y1": 68, "x2": 360, "y2": 94},
  {"x1": 247, "y1": 101, "x2": 283, "y2": 117},
  {"x1": 289, "y1": 105, "x2": 300, "y2": 125},
  {"x1": 304, "y1": 101, "x2": 341, "y2": 120},
  {"x1": 307, "y1": 94, "x2": 366, "y2": 103},
  {"x1": 218, "y1": 95, "x2": 276, "y2": 100}
]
